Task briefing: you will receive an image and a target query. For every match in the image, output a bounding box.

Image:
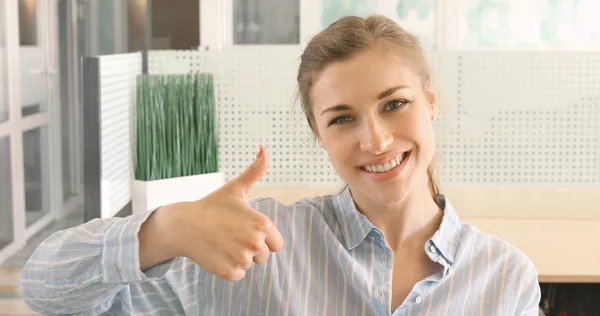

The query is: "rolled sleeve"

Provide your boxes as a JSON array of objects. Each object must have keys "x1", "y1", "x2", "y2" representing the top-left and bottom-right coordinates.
[{"x1": 102, "y1": 209, "x2": 175, "y2": 284}]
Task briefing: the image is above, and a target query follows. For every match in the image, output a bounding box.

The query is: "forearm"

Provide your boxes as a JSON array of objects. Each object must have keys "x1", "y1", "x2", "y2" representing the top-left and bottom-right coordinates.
[{"x1": 20, "y1": 210, "x2": 175, "y2": 314}]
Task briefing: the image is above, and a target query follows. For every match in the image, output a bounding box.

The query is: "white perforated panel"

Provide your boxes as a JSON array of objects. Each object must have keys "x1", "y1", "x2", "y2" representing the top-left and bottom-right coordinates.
[
  {"x1": 99, "y1": 53, "x2": 141, "y2": 218},
  {"x1": 148, "y1": 49, "x2": 600, "y2": 188},
  {"x1": 437, "y1": 52, "x2": 600, "y2": 187},
  {"x1": 150, "y1": 48, "x2": 340, "y2": 186}
]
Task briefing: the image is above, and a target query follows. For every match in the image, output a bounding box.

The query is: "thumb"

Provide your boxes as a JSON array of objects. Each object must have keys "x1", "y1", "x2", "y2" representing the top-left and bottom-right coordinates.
[{"x1": 232, "y1": 145, "x2": 268, "y2": 193}]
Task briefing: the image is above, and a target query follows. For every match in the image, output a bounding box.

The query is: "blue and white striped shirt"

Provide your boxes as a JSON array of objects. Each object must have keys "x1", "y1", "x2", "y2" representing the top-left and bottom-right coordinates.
[{"x1": 21, "y1": 187, "x2": 541, "y2": 315}]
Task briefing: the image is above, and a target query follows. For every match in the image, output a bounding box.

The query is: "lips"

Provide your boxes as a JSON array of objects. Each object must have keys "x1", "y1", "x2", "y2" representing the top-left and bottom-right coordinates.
[
  {"x1": 358, "y1": 150, "x2": 411, "y2": 181},
  {"x1": 360, "y1": 151, "x2": 410, "y2": 172}
]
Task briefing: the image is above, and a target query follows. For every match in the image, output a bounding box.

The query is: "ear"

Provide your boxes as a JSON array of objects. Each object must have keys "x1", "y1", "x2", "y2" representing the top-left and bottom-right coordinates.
[{"x1": 425, "y1": 84, "x2": 438, "y2": 120}]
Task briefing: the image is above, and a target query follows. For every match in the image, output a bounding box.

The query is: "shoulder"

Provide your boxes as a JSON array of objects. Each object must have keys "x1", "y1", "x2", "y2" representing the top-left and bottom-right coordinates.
[
  {"x1": 440, "y1": 195, "x2": 536, "y2": 276},
  {"x1": 459, "y1": 221, "x2": 536, "y2": 270},
  {"x1": 453, "y1": 221, "x2": 541, "y2": 312},
  {"x1": 457, "y1": 221, "x2": 539, "y2": 291}
]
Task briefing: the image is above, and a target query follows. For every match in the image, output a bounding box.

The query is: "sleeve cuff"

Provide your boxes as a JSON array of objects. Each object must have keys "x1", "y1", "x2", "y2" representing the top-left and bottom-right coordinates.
[{"x1": 101, "y1": 208, "x2": 175, "y2": 284}]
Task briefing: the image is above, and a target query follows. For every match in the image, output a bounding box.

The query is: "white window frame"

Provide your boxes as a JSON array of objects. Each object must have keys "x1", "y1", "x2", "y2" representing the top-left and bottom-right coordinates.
[
  {"x1": 201, "y1": 0, "x2": 455, "y2": 51},
  {"x1": 0, "y1": 0, "x2": 63, "y2": 265}
]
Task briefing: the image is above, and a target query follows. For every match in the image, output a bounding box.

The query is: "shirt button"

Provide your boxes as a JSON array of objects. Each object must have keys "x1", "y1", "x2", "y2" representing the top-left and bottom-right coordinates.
[
  {"x1": 382, "y1": 254, "x2": 387, "y2": 264},
  {"x1": 429, "y1": 245, "x2": 437, "y2": 254},
  {"x1": 415, "y1": 296, "x2": 422, "y2": 304},
  {"x1": 379, "y1": 289, "x2": 384, "y2": 300}
]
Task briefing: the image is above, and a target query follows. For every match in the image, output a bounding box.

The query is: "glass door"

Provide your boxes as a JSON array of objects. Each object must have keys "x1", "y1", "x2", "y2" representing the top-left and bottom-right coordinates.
[
  {"x1": 0, "y1": 0, "x2": 60, "y2": 264},
  {"x1": 0, "y1": 0, "x2": 15, "y2": 253},
  {"x1": 18, "y1": 0, "x2": 53, "y2": 228},
  {"x1": 57, "y1": 0, "x2": 125, "y2": 217}
]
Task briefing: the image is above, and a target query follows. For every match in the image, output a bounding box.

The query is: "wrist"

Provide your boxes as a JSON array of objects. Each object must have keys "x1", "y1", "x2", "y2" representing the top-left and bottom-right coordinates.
[
  {"x1": 139, "y1": 206, "x2": 181, "y2": 269},
  {"x1": 153, "y1": 203, "x2": 186, "y2": 258}
]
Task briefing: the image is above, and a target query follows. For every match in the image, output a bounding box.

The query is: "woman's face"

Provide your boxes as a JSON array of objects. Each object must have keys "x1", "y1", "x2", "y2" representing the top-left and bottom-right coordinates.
[{"x1": 311, "y1": 47, "x2": 437, "y2": 205}]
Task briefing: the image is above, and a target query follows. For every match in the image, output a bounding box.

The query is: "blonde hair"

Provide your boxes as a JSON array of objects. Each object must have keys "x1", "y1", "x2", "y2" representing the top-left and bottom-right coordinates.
[{"x1": 296, "y1": 15, "x2": 439, "y2": 198}]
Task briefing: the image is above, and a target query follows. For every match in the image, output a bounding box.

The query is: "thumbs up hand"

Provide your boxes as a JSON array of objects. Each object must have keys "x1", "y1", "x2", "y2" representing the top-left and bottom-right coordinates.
[{"x1": 140, "y1": 145, "x2": 284, "y2": 281}]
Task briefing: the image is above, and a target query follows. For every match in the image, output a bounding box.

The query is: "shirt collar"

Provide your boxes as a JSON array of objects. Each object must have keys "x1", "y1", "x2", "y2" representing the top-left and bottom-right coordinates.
[
  {"x1": 332, "y1": 186, "x2": 374, "y2": 250},
  {"x1": 428, "y1": 194, "x2": 463, "y2": 266},
  {"x1": 333, "y1": 186, "x2": 463, "y2": 265}
]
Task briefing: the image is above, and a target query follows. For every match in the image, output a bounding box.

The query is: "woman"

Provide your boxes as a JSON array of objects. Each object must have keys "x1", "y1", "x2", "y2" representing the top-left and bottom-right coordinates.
[{"x1": 21, "y1": 15, "x2": 540, "y2": 315}]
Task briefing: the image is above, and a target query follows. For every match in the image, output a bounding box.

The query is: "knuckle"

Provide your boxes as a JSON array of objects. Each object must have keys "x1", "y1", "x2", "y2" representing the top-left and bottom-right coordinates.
[
  {"x1": 246, "y1": 237, "x2": 263, "y2": 253},
  {"x1": 240, "y1": 253, "x2": 254, "y2": 269},
  {"x1": 226, "y1": 184, "x2": 245, "y2": 198},
  {"x1": 254, "y1": 215, "x2": 273, "y2": 231},
  {"x1": 245, "y1": 164, "x2": 257, "y2": 175},
  {"x1": 235, "y1": 253, "x2": 249, "y2": 266}
]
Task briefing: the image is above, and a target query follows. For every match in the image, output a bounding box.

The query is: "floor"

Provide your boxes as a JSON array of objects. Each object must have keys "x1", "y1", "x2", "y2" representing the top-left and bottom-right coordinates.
[{"x1": 0, "y1": 208, "x2": 84, "y2": 316}]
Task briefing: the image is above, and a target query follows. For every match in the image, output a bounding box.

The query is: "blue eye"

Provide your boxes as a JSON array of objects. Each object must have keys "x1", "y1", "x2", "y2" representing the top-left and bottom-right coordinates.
[
  {"x1": 385, "y1": 100, "x2": 407, "y2": 111},
  {"x1": 329, "y1": 116, "x2": 353, "y2": 126}
]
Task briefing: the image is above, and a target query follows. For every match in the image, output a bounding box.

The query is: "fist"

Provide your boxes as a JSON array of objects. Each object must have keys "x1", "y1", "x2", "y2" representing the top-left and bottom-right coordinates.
[{"x1": 165, "y1": 145, "x2": 284, "y2": 281}]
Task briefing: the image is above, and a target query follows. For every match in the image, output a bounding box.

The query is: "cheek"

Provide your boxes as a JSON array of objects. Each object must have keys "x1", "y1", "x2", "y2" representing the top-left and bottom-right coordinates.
[
  {"x1": 412, "y1": 112, "x2": 436, "y2": 157},
  {"x1": 320, "y1": 130, "x2": 356, "y2": 170}
]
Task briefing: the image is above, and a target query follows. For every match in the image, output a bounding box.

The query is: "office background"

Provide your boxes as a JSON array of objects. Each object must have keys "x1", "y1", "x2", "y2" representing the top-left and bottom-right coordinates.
[{"x1": 0, "y1": 0, "x2": 599, "y2": 315}]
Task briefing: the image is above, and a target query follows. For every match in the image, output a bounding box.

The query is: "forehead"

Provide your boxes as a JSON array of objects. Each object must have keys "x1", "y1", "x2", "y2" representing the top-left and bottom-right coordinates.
[{"x1": 311, "y1": 48, "x2": 420, "y2": 109}]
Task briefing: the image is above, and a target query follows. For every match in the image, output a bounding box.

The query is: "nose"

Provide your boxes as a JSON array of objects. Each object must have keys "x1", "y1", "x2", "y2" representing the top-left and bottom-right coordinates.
[{"x1": 359, "y1": 118, "x2": 393, "y2": 154}]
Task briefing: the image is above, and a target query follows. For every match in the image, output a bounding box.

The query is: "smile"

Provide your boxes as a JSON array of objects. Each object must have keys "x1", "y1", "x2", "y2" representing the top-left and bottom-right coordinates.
[{"x1": 361, "y1": 151, "x2": 410, "y2": 173}]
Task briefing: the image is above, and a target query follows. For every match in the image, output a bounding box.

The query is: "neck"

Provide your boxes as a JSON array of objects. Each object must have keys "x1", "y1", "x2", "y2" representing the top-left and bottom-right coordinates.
[{"x1": 350, "y1": 181, "x2": 443, "y2": 251}]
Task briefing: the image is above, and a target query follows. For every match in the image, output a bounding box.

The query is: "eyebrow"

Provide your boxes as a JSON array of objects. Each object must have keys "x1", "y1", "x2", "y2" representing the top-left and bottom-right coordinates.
[
  {"x1": 377, "y1": 85, "x2": 410, "y2": 100},
  {"x1": 320, "y1": 85, "x2": 411, "y2": 116}
]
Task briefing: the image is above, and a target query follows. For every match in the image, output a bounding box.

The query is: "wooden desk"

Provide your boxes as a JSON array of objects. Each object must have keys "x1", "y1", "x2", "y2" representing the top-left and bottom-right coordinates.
[
  {"x1": 248, "y1": 185, "x2": 600, "y2": 283},
  {"x1": 463, "y1": 218, "x2": 600, "y2": 283}
]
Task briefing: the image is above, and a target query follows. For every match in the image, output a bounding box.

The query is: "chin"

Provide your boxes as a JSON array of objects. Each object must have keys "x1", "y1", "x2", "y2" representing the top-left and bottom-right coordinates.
[{"x1": 358, "y1": 180, "x2": 413, "y2": 206}]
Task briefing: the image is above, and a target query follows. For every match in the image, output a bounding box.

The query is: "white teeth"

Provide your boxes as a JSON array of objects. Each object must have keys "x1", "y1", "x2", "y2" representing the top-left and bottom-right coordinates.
[{"x1": 363, "y1": 155, "x2": 406, "y2": 173}]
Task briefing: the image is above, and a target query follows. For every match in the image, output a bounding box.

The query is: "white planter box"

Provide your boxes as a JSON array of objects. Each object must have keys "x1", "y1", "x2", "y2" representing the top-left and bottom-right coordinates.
[{"x1": 132, "y1": 172, "x2": 225, "y2": 214}]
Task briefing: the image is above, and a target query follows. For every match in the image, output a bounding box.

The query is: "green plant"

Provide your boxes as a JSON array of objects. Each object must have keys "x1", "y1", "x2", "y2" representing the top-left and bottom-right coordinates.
[{"x1": 135, "y1": 73, "x2": 218, "y2": 181}]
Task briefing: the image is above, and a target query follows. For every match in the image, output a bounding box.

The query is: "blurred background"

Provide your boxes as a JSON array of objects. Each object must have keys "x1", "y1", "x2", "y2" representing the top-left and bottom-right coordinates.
[{"x1": 0, "y1": 0, "x2": 599, "y2": 315}]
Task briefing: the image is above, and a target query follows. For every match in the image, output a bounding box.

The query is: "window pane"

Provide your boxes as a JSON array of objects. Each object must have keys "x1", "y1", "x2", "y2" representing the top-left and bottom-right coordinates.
[
  {"x1": 23, "y1": 126, "x2": 50, "y2": 226},
  {"x1": 0, "y1": 1, "x2": 8, "y2": 123},
  {"x1": 458, "y1": 0, "x2": 600, "y2": 48},
  {"x1": 20, "y1": 0, "x2": 47, "y2": 117},
  {"x1": 98, "y1": 0, "x2": 115, "y2": 54},
  {"x1": 150, "y1": 0, "x2": 200, "y2": 49},
  {"x1": 305, "y1": 0, "x2": 437, "y2": 49},
  {"x1": 233, "y1": 0, "x2": 300, "y2": 44},
  {"x1": 0, "y1": 136, "x2": 13, "y2": 248},
  {"x1": 19, "y1": 0, "x2": 38, "y2": 46}
]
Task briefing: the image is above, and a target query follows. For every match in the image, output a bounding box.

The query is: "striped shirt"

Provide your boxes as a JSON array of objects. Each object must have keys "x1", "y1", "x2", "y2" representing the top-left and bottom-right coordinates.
[{"x1": 21, "y1": 187, "x2": 541, "y2": 315}]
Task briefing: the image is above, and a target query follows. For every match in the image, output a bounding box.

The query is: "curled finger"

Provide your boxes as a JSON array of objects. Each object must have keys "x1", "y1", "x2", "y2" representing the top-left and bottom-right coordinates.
[{"x1": 253, "y1": 244, "x2": 270, "y2": 264}]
